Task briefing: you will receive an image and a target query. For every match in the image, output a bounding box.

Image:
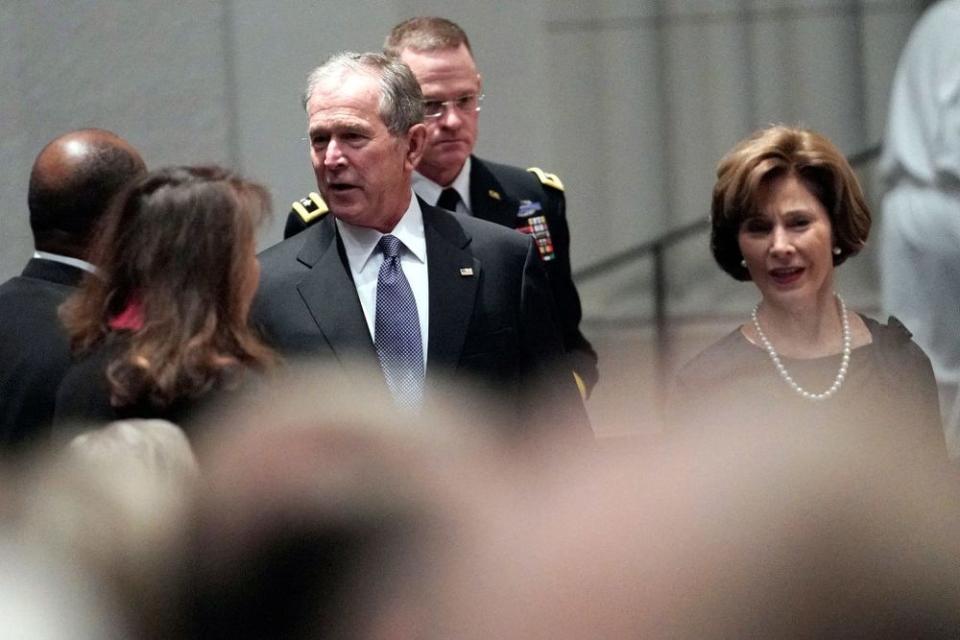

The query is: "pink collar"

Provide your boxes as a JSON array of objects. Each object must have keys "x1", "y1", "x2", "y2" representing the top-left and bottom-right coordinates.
[{"x1": 108, "y1": 296, "x2": 144, "y2": 331}]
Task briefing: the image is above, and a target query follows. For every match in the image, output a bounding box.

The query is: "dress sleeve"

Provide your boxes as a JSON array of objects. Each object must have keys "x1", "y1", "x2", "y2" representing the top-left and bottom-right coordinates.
[{"x1": 877, "y1": 317, "x2": 946, "y2": 457}]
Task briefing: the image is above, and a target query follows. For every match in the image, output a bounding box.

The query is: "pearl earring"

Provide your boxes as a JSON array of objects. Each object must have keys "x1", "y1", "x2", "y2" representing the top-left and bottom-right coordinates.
[
  {"x1": 833, "y1": 246, "x2": 841, "y2": 256},
  {"x1": 740, "y1": 259, "x2": 747, "y2": 268}
]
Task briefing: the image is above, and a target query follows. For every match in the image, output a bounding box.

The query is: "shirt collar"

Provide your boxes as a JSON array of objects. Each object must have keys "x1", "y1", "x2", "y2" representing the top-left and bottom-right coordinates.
[
  {"x1": 33, "y1": 251, "x2": 98, "y2": 275},
  {"x1": 412, "y1": 156, "x2": 472, "y2": 213},
  {"x1": 335, "y1": 190, "x2": 427, "y2": 270}
]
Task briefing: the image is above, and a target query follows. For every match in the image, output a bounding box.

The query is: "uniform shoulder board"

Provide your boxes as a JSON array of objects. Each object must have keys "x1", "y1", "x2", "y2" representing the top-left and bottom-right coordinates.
[
  {"x1": 526, "y1": 167, "x2": 564, "y2": 192},
  {"x1": 290, "y1": 191, "x2": 329, "y2": 223}
]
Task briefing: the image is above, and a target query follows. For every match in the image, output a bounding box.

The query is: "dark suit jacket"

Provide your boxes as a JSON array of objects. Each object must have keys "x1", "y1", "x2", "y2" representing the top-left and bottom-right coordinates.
[
  {"x1": 283, "y1": 156, "x2": 598, "y2": 394},
  {"x1": 0, "y1": 258, "x2": 84, "y2": 452},
  {"x1": 255, "y1": 201, "x2": 591, "y2": 438}
]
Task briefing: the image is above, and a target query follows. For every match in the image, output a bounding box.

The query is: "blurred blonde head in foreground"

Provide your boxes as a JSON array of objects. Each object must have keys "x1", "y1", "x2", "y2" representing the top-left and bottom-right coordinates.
[{"x1": 11, "y1": 419, "x2": 198, "y2": 639}]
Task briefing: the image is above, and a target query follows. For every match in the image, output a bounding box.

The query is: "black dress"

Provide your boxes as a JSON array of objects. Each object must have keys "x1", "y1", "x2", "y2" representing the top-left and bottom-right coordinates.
[
  {"x1": 668, "y1": 316, "x2": 944, "y2": 456},
  {"x1": 54, "y1": 332, "x2": 248, "y2": 440}
]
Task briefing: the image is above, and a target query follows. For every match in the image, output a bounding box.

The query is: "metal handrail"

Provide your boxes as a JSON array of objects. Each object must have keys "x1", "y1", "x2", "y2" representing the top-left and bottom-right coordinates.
[
  {"x1": 574, "y1": 217, "x2": 708, "y2": 283},
  {"x1": 575, "y1": 142, "x2": 883, "y2": 406}
]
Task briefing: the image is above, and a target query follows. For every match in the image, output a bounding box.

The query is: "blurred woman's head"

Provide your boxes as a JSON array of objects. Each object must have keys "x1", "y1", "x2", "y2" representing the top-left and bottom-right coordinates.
[
  {"x1": 710, "y1": 125, "x2": 871, "y2": 283},
  {"x1": 62, "y1": 165, "x2": 275, "y2": 408}
]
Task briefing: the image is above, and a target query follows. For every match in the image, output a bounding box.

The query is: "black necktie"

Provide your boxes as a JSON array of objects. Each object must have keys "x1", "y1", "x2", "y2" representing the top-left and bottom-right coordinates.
[
  {"x1": 374, "y1": 235, "x2": 423, "y2": 408},
  {"x1": 436, "y1": 188, "x2": 460, "y2": 212}
]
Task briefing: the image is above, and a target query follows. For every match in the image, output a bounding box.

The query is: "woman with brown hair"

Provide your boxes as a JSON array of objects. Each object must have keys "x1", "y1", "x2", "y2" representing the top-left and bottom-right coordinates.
[
  {"x1": 54, "y1": 166, "x2": 276, "y2": 435},
  {"x1": 669, "y1": 125, "x2": 943, "y2": 456}
]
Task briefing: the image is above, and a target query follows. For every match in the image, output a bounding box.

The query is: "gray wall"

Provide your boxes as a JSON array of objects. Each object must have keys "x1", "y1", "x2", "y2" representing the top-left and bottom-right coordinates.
[{"x1": 0, "y1": 0, "x2": 932, "y2": 323}]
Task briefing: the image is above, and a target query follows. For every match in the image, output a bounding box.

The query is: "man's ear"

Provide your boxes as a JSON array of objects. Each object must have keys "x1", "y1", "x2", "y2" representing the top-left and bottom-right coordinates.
[{"x1": 404, "y1": 123, "x2": 428, "y2": 170}]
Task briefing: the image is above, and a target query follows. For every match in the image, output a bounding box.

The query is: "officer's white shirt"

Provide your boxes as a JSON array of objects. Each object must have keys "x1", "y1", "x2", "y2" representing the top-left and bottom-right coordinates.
[{"x1": 412, "y1": 156, "x2": 473, "y2": 216}]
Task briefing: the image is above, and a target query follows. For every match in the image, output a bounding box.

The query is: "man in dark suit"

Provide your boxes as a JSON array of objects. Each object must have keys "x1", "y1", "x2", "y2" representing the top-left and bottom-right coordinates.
[
  {"x1": 254, "y1": 52, "x2": 589, "y2": 438},
  {"x1": 284, "y1": 17, "x2": 598, "y2": 398},
  {"x1": 0, "y1": 129, "x2": 146, "y2": 453}
]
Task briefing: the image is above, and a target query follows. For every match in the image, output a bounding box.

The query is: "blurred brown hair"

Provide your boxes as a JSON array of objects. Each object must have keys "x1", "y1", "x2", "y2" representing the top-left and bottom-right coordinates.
[{"x1": 60, "y1": 165, "x2": 276, "y2": 409}]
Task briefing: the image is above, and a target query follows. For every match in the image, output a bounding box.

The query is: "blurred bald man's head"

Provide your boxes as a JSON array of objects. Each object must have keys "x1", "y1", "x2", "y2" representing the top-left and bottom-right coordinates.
[{"x1": 28, "y1": 129, "x2": 145, "y2": 258}]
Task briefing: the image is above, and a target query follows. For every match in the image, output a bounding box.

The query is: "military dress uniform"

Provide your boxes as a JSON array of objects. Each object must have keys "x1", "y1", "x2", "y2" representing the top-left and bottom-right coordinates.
[{"x1": 283, "y1": 156, "x2": 598, "y2": 396}]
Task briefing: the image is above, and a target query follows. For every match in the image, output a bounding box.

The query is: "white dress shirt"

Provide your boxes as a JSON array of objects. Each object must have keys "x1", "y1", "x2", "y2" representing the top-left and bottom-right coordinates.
[
  {"x1": 335, "y1": 192, "x2": 429, "y2": 365},
  {"x1": 412, "y1": 156, "x2": 473, "y2": 216}
]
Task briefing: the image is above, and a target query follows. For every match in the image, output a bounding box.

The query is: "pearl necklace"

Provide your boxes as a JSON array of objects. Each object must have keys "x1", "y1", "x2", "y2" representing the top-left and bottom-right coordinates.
[{"x1": 750, "y1": 294, "x2": 851, "y2": 401}]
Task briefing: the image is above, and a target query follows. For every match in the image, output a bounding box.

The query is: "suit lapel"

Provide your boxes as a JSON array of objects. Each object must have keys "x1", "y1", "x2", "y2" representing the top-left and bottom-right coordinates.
[
  {"x1": 469, "y1": 156, "x2": 518, "y2": 228},
  {"x1": 423, "y1": 204, "x2": 480, "y2": 379},
  {"x1": 295, "y1": 217, "x2": 378, "y2": 365}
]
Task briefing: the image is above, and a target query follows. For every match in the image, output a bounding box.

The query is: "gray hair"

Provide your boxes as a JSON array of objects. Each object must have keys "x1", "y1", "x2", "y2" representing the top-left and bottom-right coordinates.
[{"x1": 302, "y1": 51, "x2": 424, "y2": 135}]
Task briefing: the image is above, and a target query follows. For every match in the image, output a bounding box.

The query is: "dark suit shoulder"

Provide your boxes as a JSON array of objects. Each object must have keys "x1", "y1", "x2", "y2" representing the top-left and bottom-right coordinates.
[
  {"x1": 259, "y1": 226, "x2": 311, "y2": 263},
  {"x1": 475, "y1": 157, "x2": 555, "y2": 201},
  {"x1": 0, "y1": 274, "x2": 76, "y2": 351},
  {"x1": 424, "y1": 202, "x2": 532, "y2": 254},
  {"x1": 0, "y1": 273, "x2": 74, "y2": 303},
  {"x1": 20, "y1": 258, "x2": 86, "y2": 288},
  {"x1": 457, "y1": 208, "x2": 530, "y2": 244},
  {"x1": 258, "y1": 216, "x2": 339, "y2": 277},
  {"x1": 253, "y1": 226, "x2": 322, "y2": 330}
]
